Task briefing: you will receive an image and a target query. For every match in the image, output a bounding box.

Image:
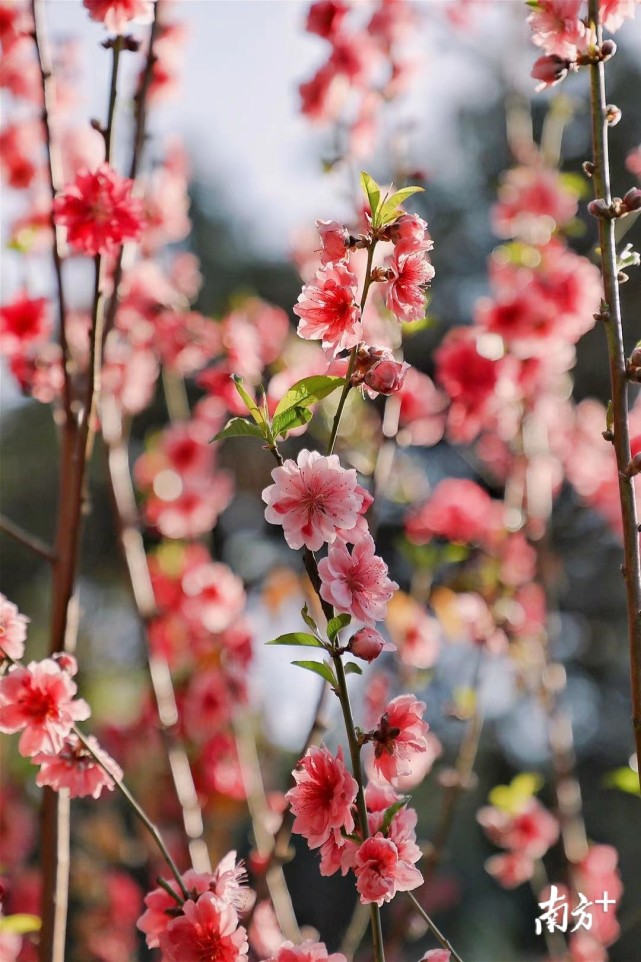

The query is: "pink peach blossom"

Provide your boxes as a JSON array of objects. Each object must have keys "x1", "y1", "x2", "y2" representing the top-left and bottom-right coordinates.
[
  {"x1": 528, "y1": 0, "x2": 586, "y2": 59},
  {"x1": 371, "y1": 694, "x2": 430, "y2": 784},
  {"x1": 53, "y1": 163, "x2": 145, "y2": 256},
  {"x1": 0, "y1": 293, "x2": 52, "y2": 357},
  {"x1": 477, "y1": 798, "x2": 559, "y2": 859},
  {"x1": 265, "y1": 941, "x2": 347, "y2": 962},
  {"x1": 0, "y1": 594, "x2": 29, "y2": 661},
  {"x1": 317, "y1": 219, "x2": 349, "y2": 264},
  {"x1": 287, "y1": 745, "x2": 357, "y2": 849},
  {"x1": 383, "y1": 247, "x2": 434, "y2": 322},
  {"x1": 406, "y1": 479, "x2": 501, "y2": 547},
  {"x1": 263, "y1": 450, "x2": 366, "y2": 551},
  {"x1": 0, "y1": 659, "x2": 90, "y2": 757},
  {"x1": 294, "y1": 261, "x2": 362, "y2": 355},
  {"x1": 485, "y1": 851, "x2": 535, "y2": 889},
  {"x1": 159, "y1": 894, "x2": 247, "y2": 962},
  {"x1": 353, "y1": 834, "x2": 423, "y2": 905},
  {"x1": 32, "y1": 733, "x2": 122, "y2": 799},
  {"x1": 83, "y1": 0, "x2": 153, "y2": 33},
  {"x1": 318, "y1": 535, "x2": 398, "y2": 626}
]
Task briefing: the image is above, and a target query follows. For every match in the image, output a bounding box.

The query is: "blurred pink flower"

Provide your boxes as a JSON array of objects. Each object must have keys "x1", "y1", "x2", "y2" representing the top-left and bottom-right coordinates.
[
  {"x1": 54, "y1": 164, "x2": 144, "y2": 256},
  {"x1": 0, "y1": 594, "x2": 29, "y2": 661}
]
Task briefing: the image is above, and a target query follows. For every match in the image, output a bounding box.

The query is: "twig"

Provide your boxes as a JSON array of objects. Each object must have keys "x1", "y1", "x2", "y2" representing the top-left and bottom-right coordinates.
[
  {"x1": 405, "y1": 891, "x2": 464, "y2": 962},
  {"x1": 587, "y1": 0, "x2": 641, "y2": 789},
  {"x1": 73, "y1": 726, "x2": 189, "y2": 899},
  {"x1": 0, "y1": 515, "x2": 55, "y2": 563},
  {"x1": 101, "y1": 397, "x2": 211, "y2": 874},
  {"x1": 31, "y1": 0, "x2": 71, "y2": 420}
]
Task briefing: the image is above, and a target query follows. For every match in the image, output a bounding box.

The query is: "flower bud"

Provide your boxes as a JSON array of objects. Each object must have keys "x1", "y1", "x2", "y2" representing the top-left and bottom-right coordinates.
[
  {"x1": 52, "y1": 652, "x2": 78, "y2": 675},
  {"x1": 622, "y1": 188, "x2": 641, "y2": 213},
  {"x1": 348, "y1": 627, "x2": 396, "y2": 662},
  {"x1": 588, "y1": 198, "x2": 612, "y2": 218},
  {"x1": 531, "y1": 55, "x2": 570, "y2": 90},
  {"x1": 351, "y1": 345, "x2": 410, "y2": 397},
  {"x1": 600, "y1": 39, "x2": 617, "y2": 61},
  {"x1": 625, "y1": 453, "x2": 641, "y2": 478},
  {"x1": 316, "y1": 219, "x2": 349, "y2": 264}
]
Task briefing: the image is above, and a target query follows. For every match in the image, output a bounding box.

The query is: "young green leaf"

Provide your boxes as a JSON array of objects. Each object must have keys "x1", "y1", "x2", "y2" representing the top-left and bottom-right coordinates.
[
  {"x1": 361, "y1": 171, "x2": 381, "y2": 225},
  {"x1": 232, "y1": 375, "x2": 266, "y2": 427},
  {"x1": 291, "y1": 660, "x2": 337, "y2": 687},
  {"x1": 378, "y1": 186, "x2": 425, "y2": 226},
  {"x1": 271, "y1": 405, "x2": 313, "y2": 440},
  {"x1": 343, "y1": 661, "x2": 363, "y2": 676},
  {"x1": 273, "y1": 376, "x2": 346, "y2": 417},
  {"x1": 301, "y1": 603, "x2": 318, "y2": 633},
  {"x1": 603, "y1": 767, "x2": 641, "y2": 796},
  {"x1": 380, "y1": 797, "x2": 410, "y2": 835},
  {"x1": 327, "y1": 613, "x2": 351, "y2": 643},
  {"x1": 266, "y1": 632, "x2": 324, "y2": 648},
  {"x1": 211, "y1": 417, "x2": 266, "y2": 443}
]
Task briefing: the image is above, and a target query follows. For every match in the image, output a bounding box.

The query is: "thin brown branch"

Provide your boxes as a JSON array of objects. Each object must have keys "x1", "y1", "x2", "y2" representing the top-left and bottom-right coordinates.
[
  {"x1": 31, "y1": 0, "x2": 71, "y2": 420},
  {"x1": 101, "y1": 398, "x2": 211, "y2": 874},
  {"x1": 587, "y1": 0, "x2": 641, "y2": 788},
  {"x1": 0, "y1": 515, "x2": 55, "y2": 563},
  {"x1": 405, "y1": 892, "x2": 464, "y2": 962}
]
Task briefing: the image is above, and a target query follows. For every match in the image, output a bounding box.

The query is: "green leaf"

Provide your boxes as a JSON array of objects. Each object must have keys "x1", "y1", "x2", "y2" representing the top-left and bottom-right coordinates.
[
  {"x1": 211, "y1": 417, "x2": 266, "y2": 442},
  {"x1": 378, "y1": 186, "x2": 425, "y2": 225},
  {"x1": 266, "y1": 632, "x2": 324, "y2": 648},
  {"x1": 380, "y1": 797, "x2": 410, "y2": 835},
  {"x1": 603, "y1": 767, "x2": 641, "y2": 796},
  {"x1": 271, "y1": 405, "x2": 313, "y2": 440},
  {"x1": 361, "y1": 171, "x2": 381, "y2": 225},
  {"x1": 232, "y1": 375, "x2": 266, "y2": 427},
  {"x1": 327, "y1": 613, "x2": 351, "y2": 643},
  {"x1": 291, "y1": 660, "x2": 337, "y2": 687},
  {"x1": 0, "y1": 915, "x2": 42, "y2": 935},
  {"x1": 343, "y1": 661, "x2": 363, "y2": 676},
  {"x1": 301, "y1": 603, "x2": 318, "y2": 633},
  {"x1": 274, "y1": 376, "x2": 347, "y2": 417}
]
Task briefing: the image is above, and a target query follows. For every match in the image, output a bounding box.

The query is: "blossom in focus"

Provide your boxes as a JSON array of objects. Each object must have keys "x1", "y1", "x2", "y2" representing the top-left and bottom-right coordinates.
[
  {"x1": 0, "y1": 293, "x2": 51, "y2": 357},
  {"x1": 83, "y1": 0, "x2": 154, "y2": 33},
  {"x1": 159, "y1": 894, "x2": 248, "y2": 962},
  {"x1": 353, "y1": 834, "x2": 423, "y2": 905},
  {"x1": 286, "y1": 744, "x2": 358, "y2": 848},
  {"x1": 294, "y1": 262, "x2": 362, "y2": 355},
  {"x1": 0, "y1": 659, "x2": 90, "y2": 757},
  {"x1": 0, "y1": 594, "x2": 29, "y2": 661},
  {"x1": 531, "y1": 53, "x2": 572, "y2": 90},
  {"x1": 371, "y1": 694, "x2": 430, "y2": 784},
  {"x1": 382, "y1": 247, "x2": 434, "y2": 322},
  {"x1": 318, "y1": 535, "x2": 398, "y2": 627},
  {"x1": 33, "y1": 733, "x2": 123, "y2": 799},
  {"x1": 53, "y1": 163, "x2": 145, "y2": 256},
  {"x1": 262, "y1": 450, "x2": 366, "y2": 551}
]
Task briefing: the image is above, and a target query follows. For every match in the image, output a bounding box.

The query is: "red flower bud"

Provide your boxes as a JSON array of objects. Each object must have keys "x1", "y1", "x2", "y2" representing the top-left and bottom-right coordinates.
[{"x1": 348, "y1": 627, "x2": 396, "y2": 663}]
